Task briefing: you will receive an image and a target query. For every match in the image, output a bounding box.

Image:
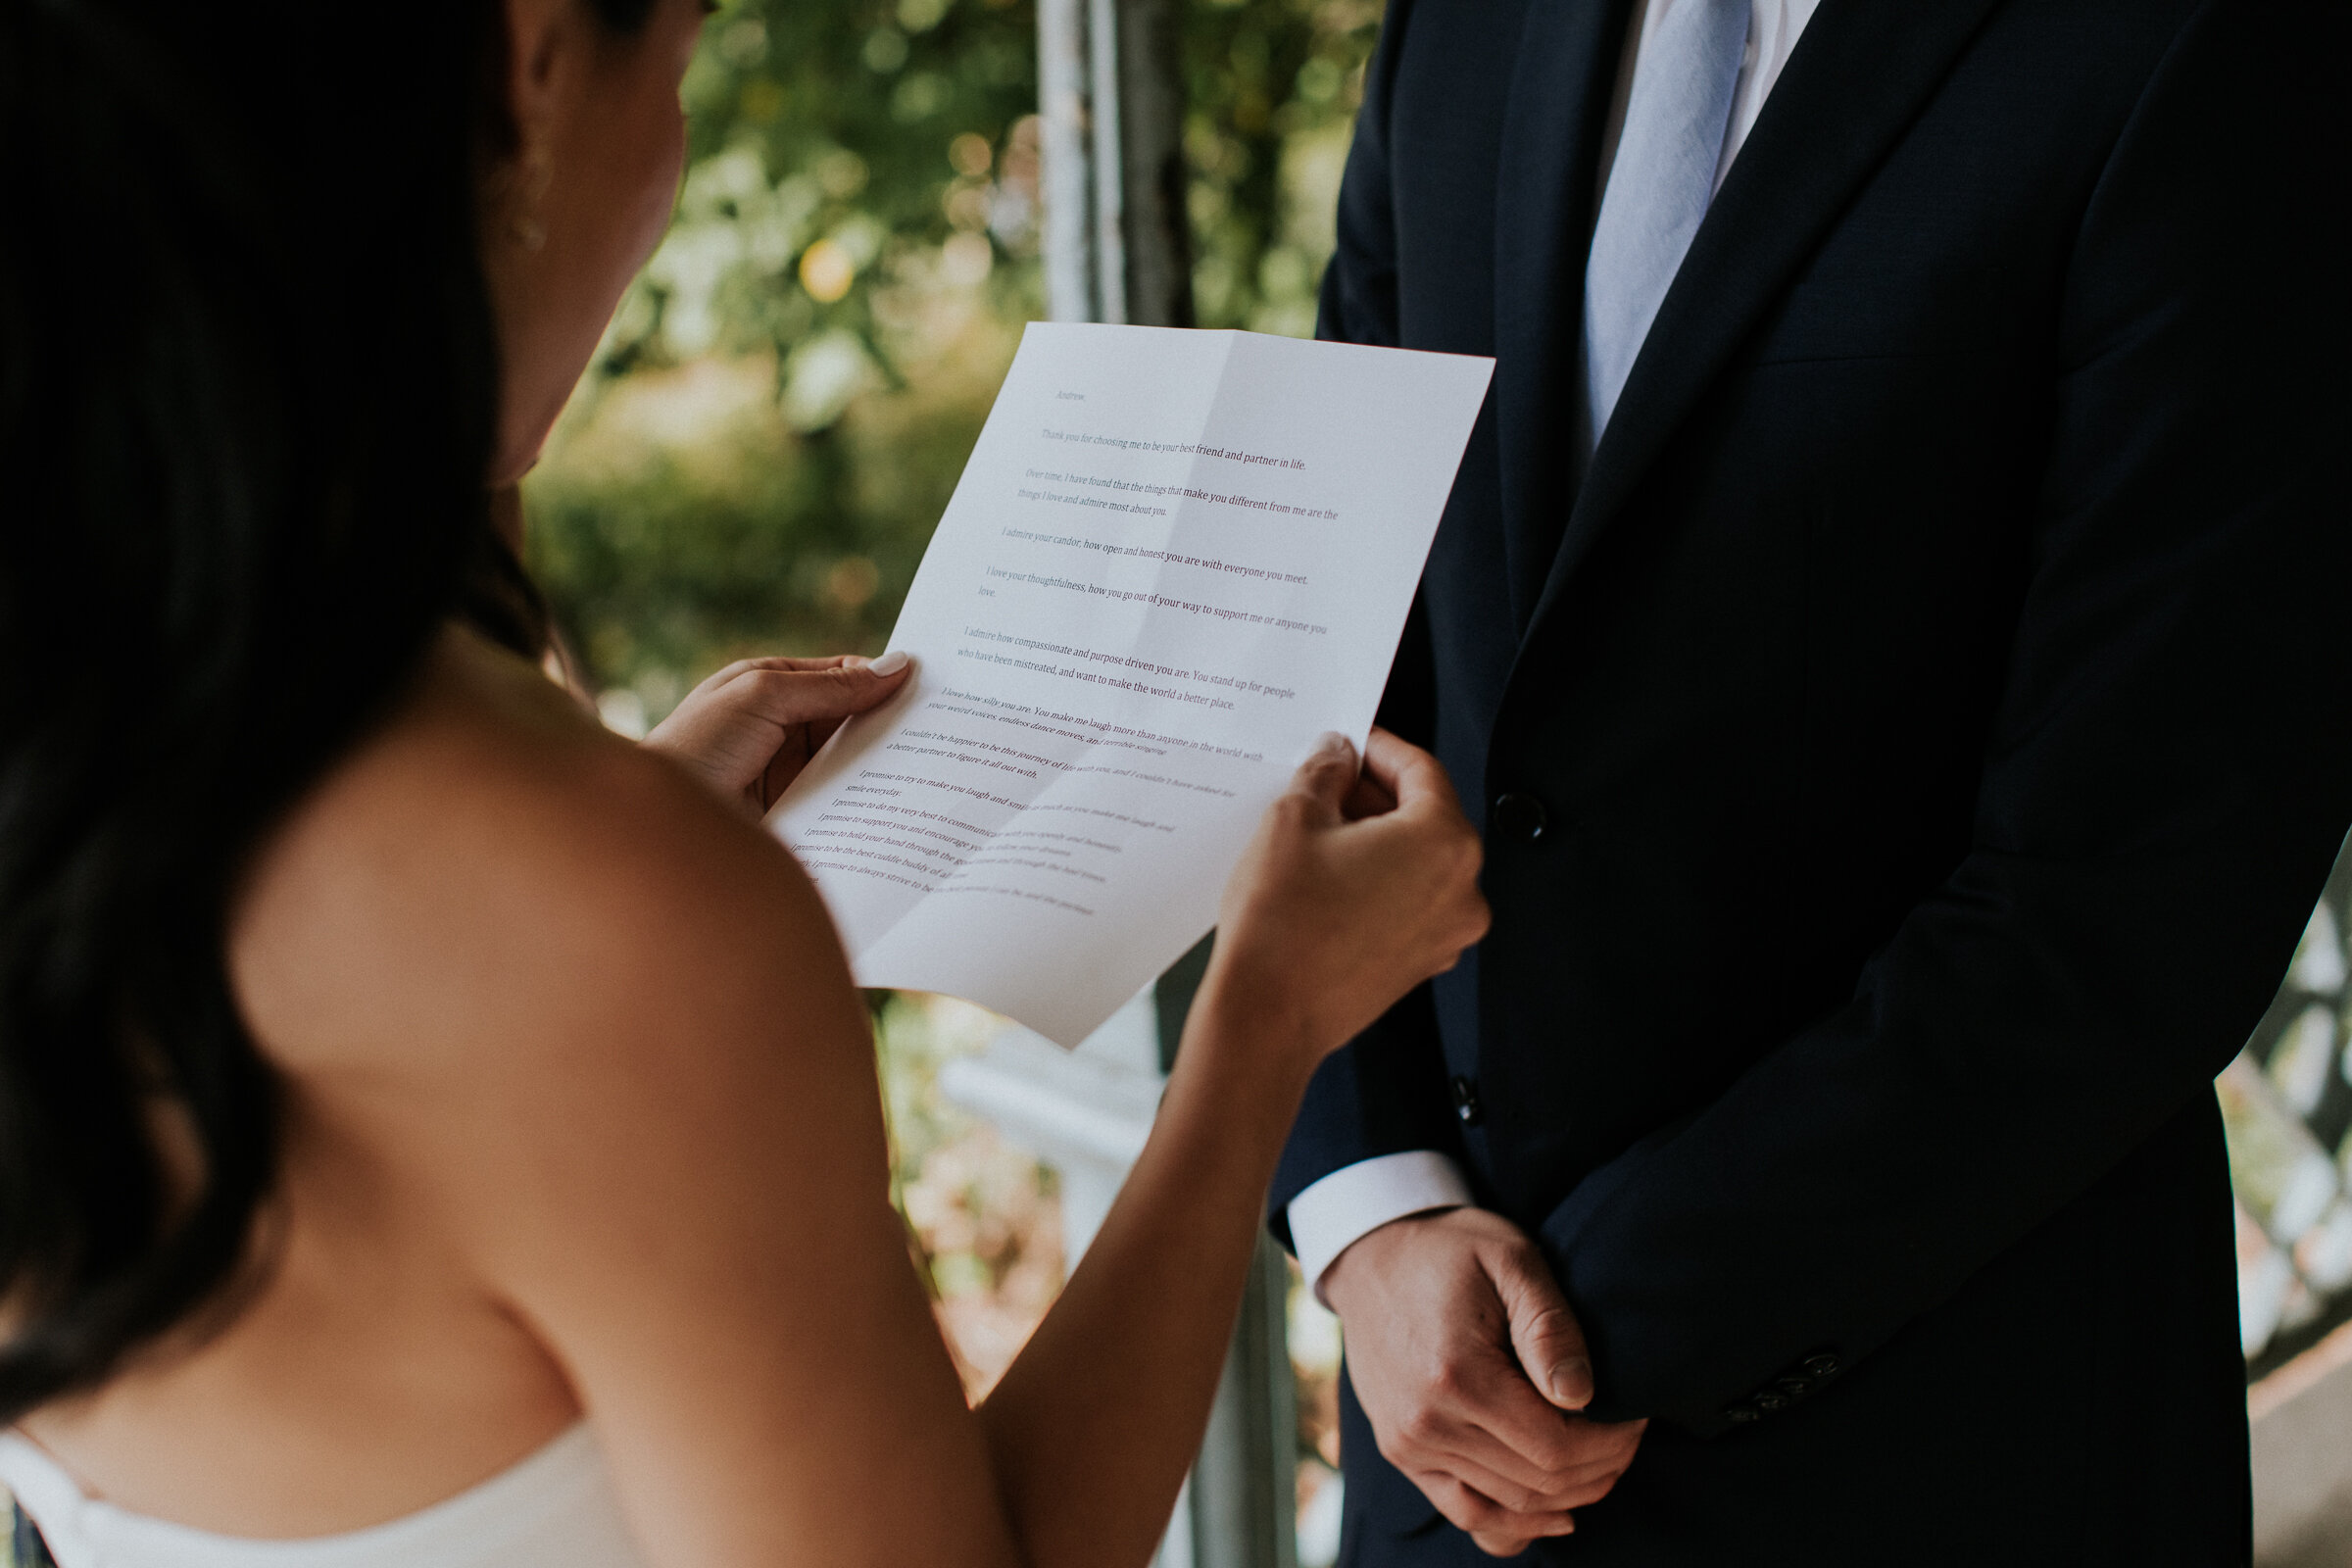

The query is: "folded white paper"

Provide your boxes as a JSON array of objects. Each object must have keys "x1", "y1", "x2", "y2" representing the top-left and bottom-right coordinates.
[{"x1": 769, "y1": 322, "x2": 1493, "y2": 1046}]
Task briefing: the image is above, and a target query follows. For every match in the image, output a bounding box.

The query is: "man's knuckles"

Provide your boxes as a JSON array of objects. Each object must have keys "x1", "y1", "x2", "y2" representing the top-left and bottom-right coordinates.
[
  {"x1": 1509, "y1": 1432, "x2": 1584, "y2": 1478},
  {"x1": 1372, "y1": 1403, "x2": 1440, "y2": 1464},
  {"x1": 1391, "y1": 1400, "x2": 1452, "y2": 1449},
  {"x1": 1479, "y1": 1475, "x2": 1571, "y2": 1514},
  {"x1": 1421, "y1": 1352, "x2": 1477, "y2": 1402}
]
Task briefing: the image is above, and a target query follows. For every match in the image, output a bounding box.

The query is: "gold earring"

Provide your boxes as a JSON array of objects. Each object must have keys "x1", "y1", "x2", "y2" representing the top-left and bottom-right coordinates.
[{"x1": 509, "y1": 144, "x2": 551, "y2": 252}]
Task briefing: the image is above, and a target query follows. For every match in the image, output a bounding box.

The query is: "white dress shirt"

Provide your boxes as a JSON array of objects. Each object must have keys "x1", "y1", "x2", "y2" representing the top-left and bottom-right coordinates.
[{"x1": 1288, "y1": 0, "x2": 1823, "y2": 1299}]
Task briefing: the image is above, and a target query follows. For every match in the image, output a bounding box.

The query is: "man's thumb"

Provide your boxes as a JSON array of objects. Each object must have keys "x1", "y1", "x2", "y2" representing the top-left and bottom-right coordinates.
[{"x1": 1499, "y1": 1251, "x2": 1593, "y2": 1411}]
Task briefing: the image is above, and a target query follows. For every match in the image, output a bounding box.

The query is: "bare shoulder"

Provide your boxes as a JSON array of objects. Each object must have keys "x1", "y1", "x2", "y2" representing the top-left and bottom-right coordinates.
[
  {"x1": 222, "y1": 629, "x2": 925, "y2": 1469},
  {"x1": 230, "y1": 626, "x2": 864, "y2": 1093}
]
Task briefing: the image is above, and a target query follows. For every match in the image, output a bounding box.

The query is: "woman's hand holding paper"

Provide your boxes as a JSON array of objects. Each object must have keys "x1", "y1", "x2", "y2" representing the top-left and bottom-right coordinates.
[
  {"x1": 645, "y1": 651, "x2": 911, "y2": 815},
  {"x1": 1204, "y1": 728, "x2": 1490, "y2": 1071}
]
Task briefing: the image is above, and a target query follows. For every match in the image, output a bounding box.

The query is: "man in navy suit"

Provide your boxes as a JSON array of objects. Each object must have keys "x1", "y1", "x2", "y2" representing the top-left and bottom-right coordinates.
[{"x1": 1271, "y1": 0, "x2": 2348, "y2": 1561}]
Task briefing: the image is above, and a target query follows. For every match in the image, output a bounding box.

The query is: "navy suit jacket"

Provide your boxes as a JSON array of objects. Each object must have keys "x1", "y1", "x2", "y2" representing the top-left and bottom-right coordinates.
[{"x1": 1270, "y1": 0, "x2": 2350, "y2": 1561}]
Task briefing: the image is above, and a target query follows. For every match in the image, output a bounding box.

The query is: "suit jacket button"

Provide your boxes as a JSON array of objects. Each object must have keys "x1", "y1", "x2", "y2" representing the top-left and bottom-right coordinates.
[
  {"x1": 1450, "y1": 1075, "x2": 1483, "y2": 1125},
  {"x1": 1724, "y1": 1404, "x2": 1761, "y2": 1424},
  {"x1": 1753, "y1": 1392, "x2": 1788, "y2": 1411},
  {"x1": 1802, "y1": 1352, "x2": 1840, "y2": 1378},
  {"x1": 1490, "y1": 792, "x2": 1548, "y2": 842}
]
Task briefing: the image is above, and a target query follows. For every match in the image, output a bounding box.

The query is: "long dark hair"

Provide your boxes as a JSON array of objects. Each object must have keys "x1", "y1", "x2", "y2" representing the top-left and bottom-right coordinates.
[{"x1": 0, "y1": 0, "x2": 649, "y2": 1419}]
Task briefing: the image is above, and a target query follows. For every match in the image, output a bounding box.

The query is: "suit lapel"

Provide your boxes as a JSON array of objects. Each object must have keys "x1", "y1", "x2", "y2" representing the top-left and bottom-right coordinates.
[
  {"x1": 1514, "y1": 0, "x2": 2006, "y2": 644},
  {"x1": 1493, "y1": 0, "x2": 1634, "y2": 632}
]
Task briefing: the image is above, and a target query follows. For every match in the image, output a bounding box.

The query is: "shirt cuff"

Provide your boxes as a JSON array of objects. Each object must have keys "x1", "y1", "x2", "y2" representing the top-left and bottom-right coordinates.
[{"x1": 1287, "y1": 1151, "x2": 1476, "y2": 1300}]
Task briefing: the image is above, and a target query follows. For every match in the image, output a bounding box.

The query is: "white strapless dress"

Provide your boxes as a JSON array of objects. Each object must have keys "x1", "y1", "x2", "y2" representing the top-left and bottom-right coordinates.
[{"x1": 0, "y1": 1423, "x2": 652, "y2": 1568}]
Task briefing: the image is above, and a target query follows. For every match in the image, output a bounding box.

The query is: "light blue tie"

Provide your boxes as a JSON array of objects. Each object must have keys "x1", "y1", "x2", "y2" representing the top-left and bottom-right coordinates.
[{"x1": 1579, "y1": 0, "x2": 1751, "y2": 459}]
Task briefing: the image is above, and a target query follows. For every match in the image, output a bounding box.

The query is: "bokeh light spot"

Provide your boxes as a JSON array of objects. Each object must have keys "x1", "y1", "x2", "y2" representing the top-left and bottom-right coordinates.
[
  {"x1": 828, "y1": 556, "x2": 882, "y2": 611},
  {"x1": 799, "y1": 238, "x2": 856, "y2": 302},
  {"x1": 949, "y1": 131, "x2": 994, "y2": 177},
  {"x1": 941, "y1": 231, "x2": 995, "y2": 286}
]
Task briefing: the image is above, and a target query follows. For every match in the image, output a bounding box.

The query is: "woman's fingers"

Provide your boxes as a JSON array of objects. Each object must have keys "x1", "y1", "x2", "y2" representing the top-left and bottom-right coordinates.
[
  {"x1": 1361, "y1": 726, "x2": 1464, "y2": 821},
  {"x1": 644, "y1": 653, "x2": 911, "y2": 815},
  {"x1": 742, "y1": 656, "x2": 911, "y2": 807},
  {"x1": 723, "y1": 654, "x2": 911, "y2": 728},
  {"x1": 1289, "y1": 732, "x2": 1360, "y2": 816},
  {"x1": 1340, "y1": 735, "x2": 1400, "y2": 819},
  {"x1": 707, "y1": 653, "x2": 866, "y2": 677},
  {"x1": 1208, "y1": 722, "x2": 1489, "y2": 1069},
  {"x1": 1369, "y1": 731, "x2": 1488, "y2": 958}
]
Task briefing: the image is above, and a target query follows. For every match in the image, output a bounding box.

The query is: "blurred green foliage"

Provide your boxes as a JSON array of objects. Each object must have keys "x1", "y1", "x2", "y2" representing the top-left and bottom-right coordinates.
[
  {"x1": 523, "y1": 0, "x2": 1382, "y2": 719},
  {"x1": 1187, "y1": 0, "x2": 1382, "y2": 335}
]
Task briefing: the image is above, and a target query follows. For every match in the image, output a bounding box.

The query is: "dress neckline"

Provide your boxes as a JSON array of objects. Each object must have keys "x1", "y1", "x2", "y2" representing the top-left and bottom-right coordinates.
[{"x1": 0, "y1": 1421, "x2": 610, "y2": 1567}]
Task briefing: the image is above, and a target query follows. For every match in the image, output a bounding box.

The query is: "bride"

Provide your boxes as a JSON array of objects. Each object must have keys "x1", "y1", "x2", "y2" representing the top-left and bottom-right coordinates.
[{"x1": 0, "y1": 0, "x2": 1487, "y2": 1565}]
